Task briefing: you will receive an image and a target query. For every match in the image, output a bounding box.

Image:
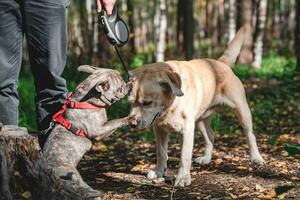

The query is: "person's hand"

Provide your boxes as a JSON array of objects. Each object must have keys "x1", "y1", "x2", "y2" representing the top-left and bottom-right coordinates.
[{"x1": 97, "y1": 0, "x2": 117, "y2": 15}]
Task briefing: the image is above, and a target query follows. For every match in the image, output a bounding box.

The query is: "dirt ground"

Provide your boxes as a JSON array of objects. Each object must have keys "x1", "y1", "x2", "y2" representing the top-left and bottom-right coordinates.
[{"x1": 78, "y1": 131, "x2": 300, "y2": 200}]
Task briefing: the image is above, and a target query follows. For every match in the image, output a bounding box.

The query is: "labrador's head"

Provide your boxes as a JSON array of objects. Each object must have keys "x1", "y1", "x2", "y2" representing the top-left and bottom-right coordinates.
[{"x1": 128, "y1": 63, "x2": 183, "y2": 130}]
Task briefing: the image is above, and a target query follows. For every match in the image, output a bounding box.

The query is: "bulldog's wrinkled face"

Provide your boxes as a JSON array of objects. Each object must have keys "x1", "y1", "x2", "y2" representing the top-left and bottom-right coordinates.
[
  {"x1": 128, "y1": 64, "x2": 183, "y2": 130},
  {"x1": 73, "y1": 65, "x2": 129, "y2": 106}
]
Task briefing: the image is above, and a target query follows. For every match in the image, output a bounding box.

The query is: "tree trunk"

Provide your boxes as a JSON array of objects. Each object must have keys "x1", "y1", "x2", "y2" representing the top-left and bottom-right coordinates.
[
  {"x1": 0, "y1": 124, "x2": 100, "y2": 200},
  {"x1": 198, "y1": 0, "x2": 206, "y2": 41},
  {"x1": 155, "y1": 0, "x2": 167, "y2": 62},
  {"x1": 211, "y1": 0, "x2": 218, "y2": 48},
  {"x1": 296, "y1": 0, "x2": 300, "y2": 73},
  {"x1": 252, "y1": 0, "x2": 268, "y2": 68},
  {"x1": 183, "y1": 0, "x2": 194, "y2": 60},
  {"x1": 126, "y1": 0, "x2": 135, "y2": 52},
  {"x1": 177, "y1": 0, "x2": 184, "y2": 53},
  {"x1": 217, "y1": 0, "x2": 225, "y2": 45},
  {"x1": 286, "y1": 0, "x2": 296, "y2": 51},
  {"x1": 0, "y1": 125, "x2": 40, "y2": 200},
  {"x1": 228, "y1": 0, "x2": 236, "y2": 42},
  {"x1": 238, "y1": 0, "x2": 253, "y2": 64}
]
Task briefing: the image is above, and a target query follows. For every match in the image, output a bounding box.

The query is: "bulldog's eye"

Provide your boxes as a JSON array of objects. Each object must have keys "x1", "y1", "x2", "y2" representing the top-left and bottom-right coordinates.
[{"x1": 143, "y1": 101, "x2": 153, "y2": 106}]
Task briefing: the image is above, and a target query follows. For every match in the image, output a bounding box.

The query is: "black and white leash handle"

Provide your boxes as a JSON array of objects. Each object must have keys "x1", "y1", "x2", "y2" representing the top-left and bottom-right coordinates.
[{"x1": 99, "y1": 7, "x2": 130, "y2": 78}]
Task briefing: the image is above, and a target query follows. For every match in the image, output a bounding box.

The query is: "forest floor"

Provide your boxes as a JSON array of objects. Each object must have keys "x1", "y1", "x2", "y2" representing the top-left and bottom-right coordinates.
[{"x1": 78, "y1": 76, "x2": 300, "y2": 199}]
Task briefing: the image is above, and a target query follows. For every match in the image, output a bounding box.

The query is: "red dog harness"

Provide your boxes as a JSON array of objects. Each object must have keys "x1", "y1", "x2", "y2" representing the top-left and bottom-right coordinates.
[{"x1": 52, "y1": 94, "x2": 102, "y2": 138}]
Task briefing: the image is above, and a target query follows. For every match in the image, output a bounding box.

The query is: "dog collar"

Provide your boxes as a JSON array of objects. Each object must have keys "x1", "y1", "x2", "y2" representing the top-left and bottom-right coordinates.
[{"x1": 52, "y1": 93, "x2": 103, "y2": 138}]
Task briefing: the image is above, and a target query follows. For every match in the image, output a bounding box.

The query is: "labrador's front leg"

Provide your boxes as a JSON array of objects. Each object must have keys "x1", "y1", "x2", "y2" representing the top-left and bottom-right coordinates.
[
  {"x1": 175, "y1": 122, "x2": 195, "y2": 187},
  {"x1": 89, "y1": 116, "x2": 132, "y2": 139},
  {"x1": 147, "y1": 125, "x2": 169, "y2": 179}
]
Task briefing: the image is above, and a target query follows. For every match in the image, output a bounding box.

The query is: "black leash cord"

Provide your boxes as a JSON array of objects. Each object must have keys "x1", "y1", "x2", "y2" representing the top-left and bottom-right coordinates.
[{"x1": 114, "y1": 45, "x2": 130, "y2": 78}]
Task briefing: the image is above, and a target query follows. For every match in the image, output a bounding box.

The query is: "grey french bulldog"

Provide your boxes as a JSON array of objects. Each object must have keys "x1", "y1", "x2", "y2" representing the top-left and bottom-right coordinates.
[{"x1": 42, "y1": 65, "x2": 133, "y2": 200}]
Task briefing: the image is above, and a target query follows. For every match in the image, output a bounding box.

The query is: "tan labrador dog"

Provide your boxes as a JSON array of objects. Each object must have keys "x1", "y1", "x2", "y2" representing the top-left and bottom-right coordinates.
[{"x1": 128, "y1": 26, "x2": 265, "y2": 187}]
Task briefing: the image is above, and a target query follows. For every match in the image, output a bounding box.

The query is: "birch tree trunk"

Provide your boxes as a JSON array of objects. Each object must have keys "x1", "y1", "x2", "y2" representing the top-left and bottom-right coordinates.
[
  {"x1": 177, "y1": 0, "x2": 184, "y2": 53},
  {"x1": 238, "y1": 0, "x2": 253, "y2": 64},
  {"x1": 155, "y1": 0, "x2": 167, "y2": 62},
  {"x1": 86, "y1": 0, "x2": 94, "y2": 61},
  {"x1": 252, "y1": 0, "x2": 268, "y2": 68},
  {"x1": 211, "y1": 0, "x2": 218, "y2": 48},
  {"x1": 228, "y1": 0, "x2": 236, "y2": 42}
]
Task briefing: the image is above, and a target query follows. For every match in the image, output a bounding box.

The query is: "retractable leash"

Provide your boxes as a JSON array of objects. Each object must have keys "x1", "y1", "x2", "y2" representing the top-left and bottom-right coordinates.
[{"x1": 99, "y1": 7, "x2": 130, "y2": 78}]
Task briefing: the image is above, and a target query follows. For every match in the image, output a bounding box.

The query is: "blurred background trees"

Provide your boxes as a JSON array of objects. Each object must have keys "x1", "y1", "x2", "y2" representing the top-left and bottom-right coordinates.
[
  {"x1": 19, "y1": 0, "x2": 299, "y2": 131},
  {"x1": 88, "y1": 1, "x2": 294, "y2": 65},
  {"x1": 20, "y1": 0, "x2": 298, "y2": 70}
]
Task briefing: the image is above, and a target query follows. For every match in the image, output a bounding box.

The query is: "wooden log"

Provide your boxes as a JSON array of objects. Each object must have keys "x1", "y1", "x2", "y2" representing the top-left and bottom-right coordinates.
[
  {"x1": 0, "y1": 123, "x2": 101, "y2": 200},
  {"x1": 0, "y1": 123, "x2": 40, "y2": 199}
]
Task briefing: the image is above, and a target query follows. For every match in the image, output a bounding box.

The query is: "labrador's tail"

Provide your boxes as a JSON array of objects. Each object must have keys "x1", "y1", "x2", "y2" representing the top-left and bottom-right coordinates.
[{"x1": 218, "y1": 25, "x2": 249, "y2": 67}]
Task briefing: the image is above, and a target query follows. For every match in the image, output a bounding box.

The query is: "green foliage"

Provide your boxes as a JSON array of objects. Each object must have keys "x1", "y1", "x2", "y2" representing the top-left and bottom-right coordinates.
[
  {"x1": 284, "y1": 143, "x2": 300, "y2": 155},
  {"x1": 140, "y1": 130, "x2": 155, "y2": 142},
  {"x1": 129, "y1": 54, "x2": 145, "y2": 69},
  {"x1": 18, "y1": 78, "x2": 37, "y2": 131},
  {"x1": 234, "y1": 51, "x2": 296, "y2": 79}
]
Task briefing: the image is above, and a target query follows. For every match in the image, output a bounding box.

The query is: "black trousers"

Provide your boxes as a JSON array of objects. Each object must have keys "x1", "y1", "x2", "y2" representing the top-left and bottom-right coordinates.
[{"x1": 0, "y1": 0, "x2": 69, "y2": 131}]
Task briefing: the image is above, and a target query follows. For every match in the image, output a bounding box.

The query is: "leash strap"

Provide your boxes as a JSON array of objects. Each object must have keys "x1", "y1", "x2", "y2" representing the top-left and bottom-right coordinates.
[
  {"x1": 52, "y1": 96, "x2": 102, "y2": 138},
  {"x1": 114, "y1": 44, "x2": 130, "y2": 78}
]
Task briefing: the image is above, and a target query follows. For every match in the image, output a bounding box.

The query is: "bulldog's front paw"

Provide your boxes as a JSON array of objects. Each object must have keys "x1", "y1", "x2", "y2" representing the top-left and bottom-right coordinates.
[
  {"x1": 147, "y1": 168, "x2": 164, "y2": 179},
  {"x1": 174, "y1": 173, "x2": 191, "y2": 187}
]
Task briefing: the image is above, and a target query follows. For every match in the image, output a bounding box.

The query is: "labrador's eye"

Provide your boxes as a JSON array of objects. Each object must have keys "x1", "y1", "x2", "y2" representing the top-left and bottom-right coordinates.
[{"x1": 143, "y1": 101, "x2": 153, "y2": 106}]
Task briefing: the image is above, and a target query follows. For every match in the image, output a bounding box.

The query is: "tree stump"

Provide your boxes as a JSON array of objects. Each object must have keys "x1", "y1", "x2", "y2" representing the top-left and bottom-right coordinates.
[
  {"x1": 0, "y1": 123, "x2": 40, "y2": 200},
  {"x1": 0, "y1": 123, "x2": 101, "y2": 200}
]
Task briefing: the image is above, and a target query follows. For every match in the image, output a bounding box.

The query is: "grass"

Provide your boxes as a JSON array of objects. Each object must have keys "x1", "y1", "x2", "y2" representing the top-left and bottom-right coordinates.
[
  {"x1": 234, "y1": 51, "x2": 296, "y2": 79},
  {"x1": 18, "y1": 78, "x2": 36, "y2": 131},
  {"x1": 18, "y1": 52, "x2": 298, "y2": 136}
]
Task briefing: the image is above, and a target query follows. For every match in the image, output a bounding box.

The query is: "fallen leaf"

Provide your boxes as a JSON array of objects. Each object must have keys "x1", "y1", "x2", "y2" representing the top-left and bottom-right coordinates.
[
  {"x1": 242, "y1": 186, "x2": 250, "y2": 192},
  {"x1": 264, "y1": 190, "x2": 276, "y2": 198},
  {"x1": 214, "y1": 158, "x2": 223, "y2": 164},
  {"x1": 237, "y1": 166, "x2": 247, "y2": 170},
  {"x1": 229, "y1": 193, "x2": 238, "y2": 199},
  {"x1": 95, "y1": 177, "x2": 106, "y2": 183},
  {"x1": 277, "y1": 192, "x2": 287, "y2": 200},
  {"x1": 21, "y1": 191, "x2": 32, "y2": 199},
  {"x1": 255, "y1": 184, "x2": 265, "y2": 192}
]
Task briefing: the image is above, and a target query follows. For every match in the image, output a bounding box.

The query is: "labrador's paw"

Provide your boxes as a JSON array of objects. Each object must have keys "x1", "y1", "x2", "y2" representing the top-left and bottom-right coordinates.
[
  {"x1": 251, "y1": 154, "x2": 266, "y2": 165},
  {"x1": 147, "y1": 168, "x2": 164, "y2": 179},
  {"x1": 174, "y1": 173, "x2": 191, "y2": 187},
  {"x1": 194, "y1": 156, "x2": 211, "y2": 165}
]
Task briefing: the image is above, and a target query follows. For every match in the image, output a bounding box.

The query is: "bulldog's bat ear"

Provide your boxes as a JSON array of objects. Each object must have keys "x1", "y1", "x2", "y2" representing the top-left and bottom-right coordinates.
[
  {"x1": 78, "y1": 65, "x2": 100, "y2": 74},
  {"x1": 95, "y1": 81, "x2": 110, "y2": 92},
  {"x1": 160, "y1": 71, "x2": 184, "y2": 97}
]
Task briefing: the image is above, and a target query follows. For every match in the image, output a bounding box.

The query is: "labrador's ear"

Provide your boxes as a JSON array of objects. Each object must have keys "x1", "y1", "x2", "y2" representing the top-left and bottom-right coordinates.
[
  {"x1": 78, "y1": 65, "x2": 100, "y2": 74},
  {"x1": 159, "y1": 71, "x2": 184, "y2": 97}
]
